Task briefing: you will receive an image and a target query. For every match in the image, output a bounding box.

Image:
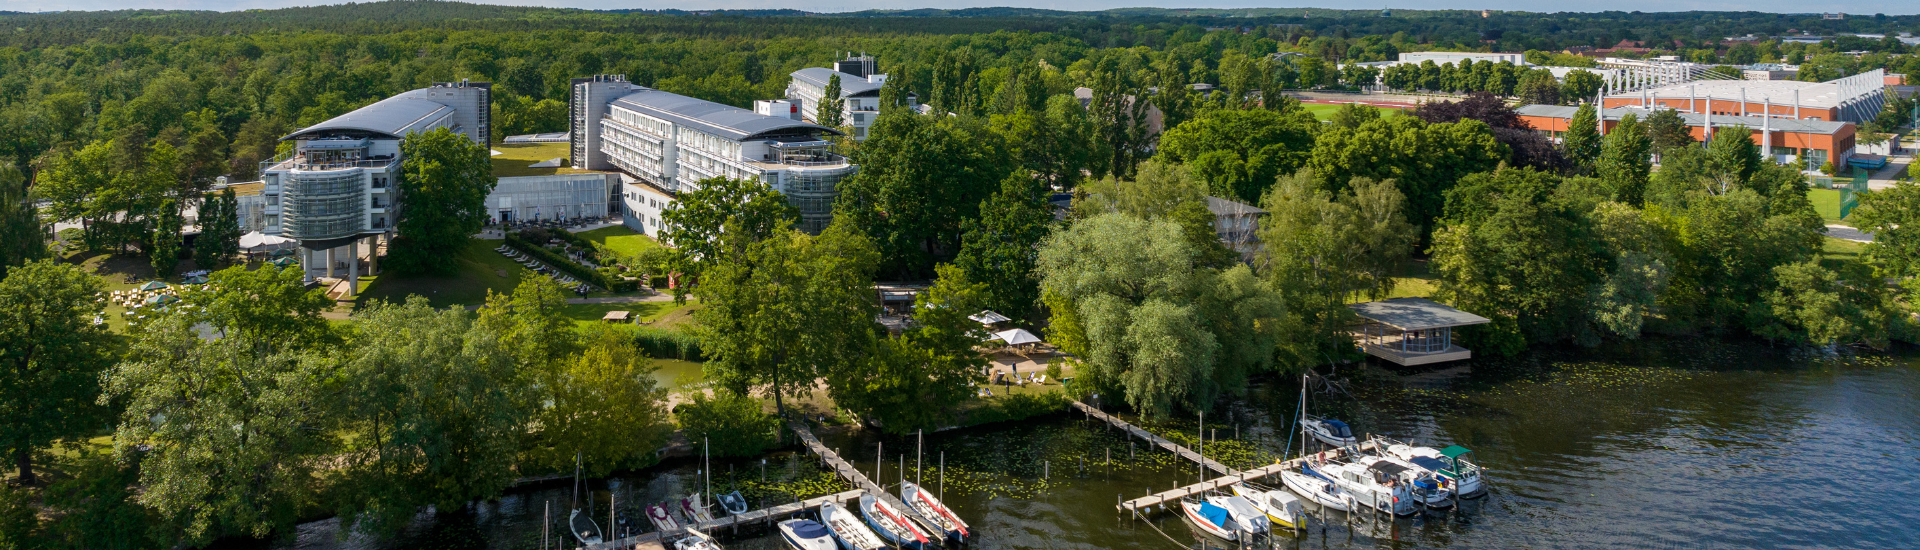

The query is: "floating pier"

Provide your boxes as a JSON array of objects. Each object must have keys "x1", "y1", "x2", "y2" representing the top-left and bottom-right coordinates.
[
  {"x1": 1069, "y1": 400, "x2": 1235, "y2": 476},
  {"x1": 1116, "y1": 440, "x2": 1381, "y2": 515}
]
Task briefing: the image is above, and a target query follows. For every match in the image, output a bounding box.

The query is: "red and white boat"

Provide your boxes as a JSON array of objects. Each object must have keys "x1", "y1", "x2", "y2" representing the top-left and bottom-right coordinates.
[
  {"x1": 1178, "y1": 495, "x2": 1240, "y2": 541},
  {"x1": 900, "y1": 481, "x2": 968, "y2": 544}
]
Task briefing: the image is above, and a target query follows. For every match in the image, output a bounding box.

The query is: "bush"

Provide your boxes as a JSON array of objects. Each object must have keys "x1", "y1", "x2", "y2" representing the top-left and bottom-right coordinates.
[
  {"x1": 963, "y1": 390, "x2": 1070, "y2": 426},
  {"x1": 631, "y1": 326, "x2": 704, "y2": 360},
  {"x1": 677, "y1": 391, "x2": 781, "y2": 457},
  {"x1": 504, "y1": 233, "x2": 639, "y2": 292}
]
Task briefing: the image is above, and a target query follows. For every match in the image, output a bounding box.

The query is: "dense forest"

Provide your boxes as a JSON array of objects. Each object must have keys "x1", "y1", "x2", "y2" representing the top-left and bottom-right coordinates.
[{"x1": 2, "y1": 2, "x2": 1920, "y2": 548}]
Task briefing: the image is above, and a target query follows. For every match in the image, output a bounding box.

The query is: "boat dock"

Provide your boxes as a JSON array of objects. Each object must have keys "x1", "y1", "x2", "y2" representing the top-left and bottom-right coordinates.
[
  {"x1": 588, "y1": 489, "x2": 866, "y2": 549},
  {"x1": 1069, "y1": 400, "x2": 1235, "y2": 476},
  {"x1": 789, "y1": 423, "x2": 934, "y2": 527},
  {"x1": 1116, "y1": 439, "x2": 1382, "y2": 516}
]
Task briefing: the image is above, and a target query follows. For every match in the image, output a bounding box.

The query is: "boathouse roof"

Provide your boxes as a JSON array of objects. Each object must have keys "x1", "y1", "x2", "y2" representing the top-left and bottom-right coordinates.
[{"x1": 1348, "y1": 297, "x2": 1491, "y2": 331}]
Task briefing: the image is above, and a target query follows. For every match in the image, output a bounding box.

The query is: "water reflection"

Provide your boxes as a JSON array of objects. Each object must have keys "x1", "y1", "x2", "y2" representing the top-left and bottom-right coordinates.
[{"x1": 253, "y1": 339, "x2": 1920, "y2": 549}]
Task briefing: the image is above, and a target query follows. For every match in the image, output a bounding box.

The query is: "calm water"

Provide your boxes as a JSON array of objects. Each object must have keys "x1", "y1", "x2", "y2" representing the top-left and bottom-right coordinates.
[{"x1": 254, "y1": 339, "x2": 1920, "y2": 549}]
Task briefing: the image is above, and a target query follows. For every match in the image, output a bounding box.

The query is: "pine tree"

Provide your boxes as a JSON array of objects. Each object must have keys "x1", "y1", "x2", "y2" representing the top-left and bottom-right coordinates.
[
  {"x1": 1564, "y1": 103, "x2": 1603, "y2": 173},
  {"x1": 152, "y1": 200, "x2": 183, "y2": 278},
  {"x1": 819, "y1": 74, "x2": 845, "y2": 128},
  {"x1": 194, "y1": 189, "x2": 242, "y2": 269}
]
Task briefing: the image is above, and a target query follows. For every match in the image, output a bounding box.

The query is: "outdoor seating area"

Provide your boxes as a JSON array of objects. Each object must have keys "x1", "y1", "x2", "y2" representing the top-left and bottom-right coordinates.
[
  {"x1": 106, "y1": 280, "x2": 209, "y2": 328},
  {"x1": 495, "y1": 244, "x2": 596, "y2": 295}
]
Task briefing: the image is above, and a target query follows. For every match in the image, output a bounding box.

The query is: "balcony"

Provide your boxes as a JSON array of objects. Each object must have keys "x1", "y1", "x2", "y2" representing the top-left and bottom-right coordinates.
[{"x1": 261, "y1": 152, "x2": 397, "y2": 173}]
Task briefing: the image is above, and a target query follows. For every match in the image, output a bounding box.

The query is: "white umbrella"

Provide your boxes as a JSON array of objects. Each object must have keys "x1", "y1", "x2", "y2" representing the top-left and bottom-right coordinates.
[
  {"x1": 969, "y1": 310, "x2": 1012, "y2": 325},
  {"x1": 993, "y1": 328, "x2": 1043, "y2": 346},
  {"x1": 239, "y1": 232, "x2": 294, "y2": 250}
]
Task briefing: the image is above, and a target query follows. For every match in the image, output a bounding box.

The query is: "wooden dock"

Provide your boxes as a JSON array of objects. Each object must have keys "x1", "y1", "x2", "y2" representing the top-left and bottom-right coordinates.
[
  {"x1": 788, "y1": 423, "x2": 934, "y2": 528},
  {"x1": 1116, "y1": 439, "x2": 1381, "y2": 515},
  {"x1": 1069, "y1": 400, "x2": 1235, "y2": 476},
  {"x1": 588, "y1": 489, "x2": 866, "y2": 549}
]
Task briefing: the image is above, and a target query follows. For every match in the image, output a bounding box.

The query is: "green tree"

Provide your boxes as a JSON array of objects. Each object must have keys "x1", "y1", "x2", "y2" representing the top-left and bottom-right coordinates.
[
  {"x1": 1563, "y1": 103, "x2": 1603, "y2": 172},
  {"x1": 1074, "y1": 160, "x2": 1238, "y2": 269},
  {"x1": 150, "y1": 199, "x2": 183, "y2": 277},
  {"x1": 1431, "y1": 168, "x2": 1608, "y2": 353},
  {"x1": 1559, "y1": 70, "x2": 1604, "y2": 103},
  {"x1": 524, "y1": 325, "x2": 670, "y2": 477},
  {"x1": 1305, "y1": 116, "x2": 1508, "y2": 241},
  {"x1": 1643, "y1": 107, "x2": 1695, "y2": 152},
  {"x1": 388, "y1": 127, "x2": 497, "y2": 275},
  {"x1": 0, "y1": 260, "x2": 114, "y2": 486},
  {"x1": 988, "y1": 95, "x2": 1096, "y2": 189},
  {"x1": 676, "y1": 391, "x2": 780, "y2": 458},
  {"x1": 1596, "y1": 113, "x2": 1652, "y2": 205},
  {"x1": 1326, "y1": 102, "x2": 1380, "y2": 129},
  {"x1": 1703, "y1": 126, "x2": 1762, "y2": 194},
  {"x1": 193, "y1": 188, "x2": 242, "y2": 270},
  {"x1": 0, "y1": 162, "x2": 47, "y2": 278},
  {"x1": 819, "y1": 74, "x2": 845, "y2": 128},
  {"x1": 38, "y1": 448, "x2": 170, "y2": 550},
  {"x1": 696, "y1": 221, "x2": 880, "y2": 419},
  {"x1": 330, "y1": 296, "x2": 536, "y2": 535},
  {"x1": 836, "y1": 112, "x2": 1014, "y2": 278},
  {"x1": 954, "y1": 172, "x2": 1054, "y2": 320},
  {"x1": 1584, "y1": 202, "x2": 1674, "y2": 340},
  {"x1": 829, "y1": 264, "x2": 989, "y2": 433},
  {"x1": 659, "y1": 176, "x2": 798, "y2": 284},
  {"x1": 184, "y1": 264, "x2": 336, "y2": 353},
  {"x1": 1759, "y1": 260, "x2": 1897, "y2": 348},
  {"x1": 1515, "y1": 69, "x2": 1561, "y2": 105},
  {"x1": 1260, "y1": 171, "x2": 1416, "y2": 364},
  {"x1": 1851, "y1": 180, "x2": 1920, "y2": 297},
  {"x1": 1157, "y1": 107, "x2": 1319, "y2": 204}
]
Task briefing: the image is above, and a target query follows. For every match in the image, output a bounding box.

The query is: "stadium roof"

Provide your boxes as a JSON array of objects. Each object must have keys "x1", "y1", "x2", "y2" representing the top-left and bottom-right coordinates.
[
  {"x1": 1516, "y1": 104, "x2": 1852, "y2": 134},
  {"x1": 791, "y1": 67, "x2": 885, "y2": 97},
  {"x1": 1610, "y1": 79, "x2": 1842, "y2": 108},
  {"x1": 282, "y1": 96, "x2": 453, "y2": 141},
  {"x1": 612, "y1": 89, "x2": 840, "y2": 142}
]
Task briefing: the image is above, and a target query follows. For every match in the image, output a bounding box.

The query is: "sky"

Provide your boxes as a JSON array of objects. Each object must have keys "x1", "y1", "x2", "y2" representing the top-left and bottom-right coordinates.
[{"x1": 4, "y1": 0, "x2": 1916, "y2": 16}]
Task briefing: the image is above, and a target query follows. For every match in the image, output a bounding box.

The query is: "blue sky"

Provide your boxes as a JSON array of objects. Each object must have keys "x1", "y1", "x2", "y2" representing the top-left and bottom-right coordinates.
[{"x1": 5, "y1": 1, "x2": 1916, "y2": 16}]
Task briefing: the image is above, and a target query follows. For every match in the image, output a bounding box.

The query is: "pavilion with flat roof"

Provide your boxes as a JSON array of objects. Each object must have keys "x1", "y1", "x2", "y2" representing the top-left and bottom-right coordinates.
[{"x1": 1348, "y1": 297, "x2": 1491, "y2": 366}]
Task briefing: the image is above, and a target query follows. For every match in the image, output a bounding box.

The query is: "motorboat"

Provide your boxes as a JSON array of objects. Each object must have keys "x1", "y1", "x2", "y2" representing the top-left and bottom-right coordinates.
[
  {"x1": 1210, "y1": 493, "x2": 1269, "y2": 539},
  {"x1": 1317, "y1": 459, "x2": 1422, "y2": 516},
  {"x1": 1279, "y1": 466, "x2": 1353, "y2": 512},
  {"x1": 1387, "y1": 444, "x2": 1487, "y2": 498},
  {"x1": 683, "y1": 493, "x2": 715, "y2": 523},
  {"x1": 647, "y1": 502, "x2": 681, "y2": 532},
  {"x1": 674, "y1": 527, "x2": 723, "y2": 550},
  {"x1": 1300, "y1": 415, "x2": 1358, "y2": 448},
  {"x1": 1354, "y1": 453, "x2": 1453, "y2": 509},
  {"x1": 1178, "y1": 496, "x2": 1240, "y2": 541},
  {"x1": 900, "y1": 481, "x2": 969, "y2": 544},
  {"x1": 818, "y1": 502, "x2": 886, "y2": 550},
  {"x1": 1232, "y1": 482, "x2": 1305, "y2": 530},
  {"x1": 569, "y1": 508, "x2": 604, "y2": 545},
  {"x1": 857, "y1": 493, "x2": 933, "y2": 549},
  {"x1": 777, "y1": 519, "x2": 838, "y2": 550},
  {"x1": 718, "y1": 491, "x2": 751, "y2": 516}
]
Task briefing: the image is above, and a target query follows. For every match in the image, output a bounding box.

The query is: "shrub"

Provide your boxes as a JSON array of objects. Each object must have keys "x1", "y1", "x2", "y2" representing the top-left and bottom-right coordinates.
[
  {"x1": 677, "y1": 391, "x2": 781, "y2": 457},
  {"x1": 631, "y1": 326, "x2": 704, "y2": 360},
  {"x1": 963, "y1": 390, "x2": 1069, "y2": 426},
  {"x1": 504, "y1": 233, "x2": 639, "y2": 292}
]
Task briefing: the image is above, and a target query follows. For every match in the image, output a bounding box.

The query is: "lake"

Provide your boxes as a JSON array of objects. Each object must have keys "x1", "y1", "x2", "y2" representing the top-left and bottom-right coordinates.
[{"x1": 251, "y1": 338, "x2": 1920, "y2": 549}]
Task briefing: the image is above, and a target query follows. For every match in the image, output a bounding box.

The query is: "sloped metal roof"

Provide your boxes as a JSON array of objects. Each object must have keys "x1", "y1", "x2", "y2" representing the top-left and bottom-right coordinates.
[
  {"x1": 1515, "y1": 104, "x2": 1852, "y2": 135},
  {"x1": 282, "y1": 96, "x2": 454, "y2": 141},
  {"x1": 611, "y1": 89, "x2": 839, "y2": 142},
  {"x1": 790, "y1": 67, "x2": 884, "y2": 97},
  {"x1": 1348, "y1": 298, "x2": 1491, "y2": 331}
]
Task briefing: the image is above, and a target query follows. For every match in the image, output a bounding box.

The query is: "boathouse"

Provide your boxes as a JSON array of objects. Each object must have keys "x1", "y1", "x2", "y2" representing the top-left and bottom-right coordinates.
[{"x1": 1348, "y1": 297, "x2": 1491, "y2": 366}]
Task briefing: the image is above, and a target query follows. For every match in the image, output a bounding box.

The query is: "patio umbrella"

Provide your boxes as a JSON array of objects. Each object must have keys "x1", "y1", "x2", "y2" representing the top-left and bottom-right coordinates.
[
  {"x1": 144, "y1": 294, "x2": 179, "y2": 305},
  {"x1": 138, "y1": 281, "x2": 170, "y2": 291},
  {"x1": 239, "y1": 232, "x2": 295, "y2": 251},
  {"x1": 993, "y1": 328, "x2": 1043, "y2": 346},
  {"x1": 269, "y1": 257, "x2": 298, "y2": 267},
  {"x1": 969, "y1": 310, "x2": 1012, "y2": 326}
]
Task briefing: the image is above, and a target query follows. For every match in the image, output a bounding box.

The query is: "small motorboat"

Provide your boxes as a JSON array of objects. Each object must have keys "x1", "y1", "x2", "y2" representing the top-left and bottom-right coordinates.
[
  {"x1": 1178, "y1": 496, "x2": 1239, "y2": 541},
  {"x1": 569, "y1": 508, "x2": 604, "y2": 545},
  {"x1": 1210, "y1": 493, "x2": 1269, "y2": 539},
  {"x1": 1279, "y1": 466, "x2": 1353, "y2": 512},
  {"x1": 1232, "y1": 482, "x2": 1305, "y2": 531},
  {"x1": 857, "y1": 493, "x2": 933, "y2": 549},
  {"x1": 1354, "y1": 454, "x2": 1454, "y2": 509},
  {"x1": 674, "y1": 527, "x2": 723, "y2": 550},
  {"x1": 900, "y1": 481, "x2": 969, "y2": 544},
  {"x1": 819, "y1": 502, "x2": 886, "y2": 550},
  {"x1": 647, "y1": 502, "x2": 681, "y2": 532},
  {"x1": 1387, "y1": 444, "x2": 1487, "y2": 498},
  {"x1": 777, "y1": 519, "x2": 839, "y2": 550},
  {"x1": 683, "y1": 493, "x2": 715, "y2": 523},
  {"x1": 1300, "y1": 416, "x2": 1357, "y2": 448},
  {"x1": 718, "y1": 491, "x2": 751, "y2": 516}
]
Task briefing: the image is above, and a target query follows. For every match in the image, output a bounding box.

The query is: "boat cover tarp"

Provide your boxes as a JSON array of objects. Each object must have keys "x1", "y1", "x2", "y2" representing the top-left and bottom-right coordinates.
[
  {"x1": 1197, "y1": 502, "x2": 1233, "y2": 528},
  {"x1": 789, "y1": 520, "x2": 831, "y2": 539},
  {"x1": 1323, "y1": 419, "x2": 1353, "y2": 438},
  {"x1": 1367, "y1": 461, "x2": 1410, "y2": 476},
  {"x1": 1440, "y1": 445, "x2": 1473, "y2": 458},
  {"x1": 1409, "y1": 456, "x2": 1449, "y2": 472}
]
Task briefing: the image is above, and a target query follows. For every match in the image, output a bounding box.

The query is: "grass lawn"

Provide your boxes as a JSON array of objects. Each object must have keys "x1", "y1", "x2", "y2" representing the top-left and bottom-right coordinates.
[
  {"x1": 559, "y1": 299, "x2": 698, "y2": 328},
  {"x1": 491, "y1": 142, "x2": 593, "y2": 178},
  {"x1": 576, "y1": 225, "x2": 659, "y2": 257},
  {"x1": 1302, "y1": 102, "x2": 1404, "y2": 122},
  {"x1": 1386, "y1": 258, "x2": 1437, "y2": 299},
  {"x1": 354, "y1": 238, "x2": 530, "y2": 309},
  {"x1": 1809, "y1": 188, "x2": 1847, "y2": 222},
  {"x1": 1821, "y1": 236, "x2": 1867, "y2": 263}
]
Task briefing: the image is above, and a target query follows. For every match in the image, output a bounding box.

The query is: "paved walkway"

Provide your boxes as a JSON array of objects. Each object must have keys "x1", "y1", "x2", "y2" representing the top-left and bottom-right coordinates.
[{"x1": 1826, "y1": 224, "x2": 1875, "y2": 243}]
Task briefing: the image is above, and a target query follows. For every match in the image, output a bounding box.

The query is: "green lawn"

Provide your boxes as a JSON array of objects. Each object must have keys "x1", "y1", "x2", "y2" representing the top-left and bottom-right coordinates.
[
  {"x1": 1808, "y1": 188, "x2": 1846, "y2": 222},
  {"x1": 558, "y1": 299, "x2": 698, "y2": 328},
  {"x1": 491, "y1": 142, "x2": 593, "y2": 178},
  {"x1": 1302, "y1": 102, "x2": 1405, "y2": 122},
  {"x1": 576, "y1": 225, "x2": 659, "y2": 257},
  {"x1": 354, "y1": 238, "x2": 530, "y2": 309}
]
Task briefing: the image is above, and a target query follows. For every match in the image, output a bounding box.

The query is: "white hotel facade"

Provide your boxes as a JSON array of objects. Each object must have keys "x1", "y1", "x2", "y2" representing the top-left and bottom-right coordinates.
[{"x1": 570, "y1": 75, "x2": 856, "y2": 234}]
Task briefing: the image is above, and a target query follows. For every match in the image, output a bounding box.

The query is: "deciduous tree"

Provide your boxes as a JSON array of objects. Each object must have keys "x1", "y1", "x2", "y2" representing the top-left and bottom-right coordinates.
[
  {"x1": 0, "y1": 260, "x2": 114, "y2": 486},
  {"x1": 387, "y1": 127, "x2": 496, "y2": 275},
  {"x1": 955, "y1": 171, "x2": 1054, "y2": 320},
  {"x1": 1158, "y1": 107, "x2": 1318, "y2": 204},
  {"x1": 0, "y1": 163, "x2": 47, "y2": 278}
]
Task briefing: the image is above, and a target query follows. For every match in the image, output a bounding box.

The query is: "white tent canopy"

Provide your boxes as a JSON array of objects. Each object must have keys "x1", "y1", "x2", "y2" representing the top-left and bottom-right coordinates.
[
  {"x1": 993, "y1": 328, "x2": 1043, "y2": 345},
  {"x1": 239, "y1": 232, "x2": 295, "y2": 250},
  {"x1": 969, "y1": 310, "x2": 1012, "y2": 325}
]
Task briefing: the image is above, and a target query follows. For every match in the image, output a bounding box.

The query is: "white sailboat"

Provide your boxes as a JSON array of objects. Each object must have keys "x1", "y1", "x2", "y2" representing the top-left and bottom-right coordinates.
[
  {"x1": 568, "y1": 453, "x2": 604, "y2": 545},
  {"x1": 674, "y1": 527, "x2": 723, "y2": 550},
  {"x1": 819, "y1": 501, "x2": 886, "y2": 550},
  {"x1": 1300, "y1": 415, "x2": 1358, "y2": 448}
]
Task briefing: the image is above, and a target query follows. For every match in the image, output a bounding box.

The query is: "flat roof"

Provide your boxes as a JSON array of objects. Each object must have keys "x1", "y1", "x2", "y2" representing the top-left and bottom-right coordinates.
[
  {"x1": 1206, "y1": 196, "x2": 1266, "y2": 216},
  {"x1": 790, "y1": 67, "x2": 884, "y2": 97},
  {"x1": 1349, "y1": 297, "x2": 1491, "y2": 331},
  {"x1": 1608, "y1": 79, "x2": 1841, "y2": 108},
  {"x1": 611, "y1": 89, "x2": 840, "y2": 142},
  {"x1": 1515, "y1": 104, "x2": 1852, "y2": 135},
  {"x1": 283, "y1": 95, "x2": 453, "y2": 141}
]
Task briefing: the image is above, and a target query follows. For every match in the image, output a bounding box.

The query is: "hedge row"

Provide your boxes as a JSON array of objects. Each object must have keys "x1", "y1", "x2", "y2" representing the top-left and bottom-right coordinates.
[
  {"x1": 632, "y1": 326, "x2": 704, "y2": 361},
  {"x1": 503, "y1": 233, "x2": 640, "y2": 293}
]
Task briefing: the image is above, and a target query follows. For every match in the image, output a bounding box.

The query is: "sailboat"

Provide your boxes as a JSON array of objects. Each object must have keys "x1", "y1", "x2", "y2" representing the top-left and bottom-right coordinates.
[
  {"x1": 569, "y1": 454, "x2": 604, "y2": 545},
  {"x1": 674, "y1": 527, "x2": 724, "y2": 550},
  {"x1": 819, "y1": 501, "x2": 887, "y2": 550},
  {"x1": 646, "y1": 502, "x2": 681, "y2": 532},
  {"x1": 900, "y1": 481, "x2": 969, "y2": 544},
  {"x1": 682, "y1": 493, "x2": 715, "y2": 524},
  {"x1": 857, "y1": 493, "x2": 933, "y2": 549},
  {"x1": 1300, "y1": 415, "x2": 1358, "y2": 448},
  {"x1": 1285, "y1": 374, "x2": 1356, "y2": 512}
]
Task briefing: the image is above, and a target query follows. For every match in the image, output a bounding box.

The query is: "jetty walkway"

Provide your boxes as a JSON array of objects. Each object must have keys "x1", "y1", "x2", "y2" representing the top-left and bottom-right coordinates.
[
  {"x1": 1116, "y1": 439, "x2": 1382, "y2": 516},
  {"x1": 589, "y1": 489, "x2": 865, "y2": 549},
  {"x1": 1069, "y1": 400, "x2": 1235, "y2": 476},
  {"x1": 789, "y1": 423, "x2": 934, "y2": 527}
]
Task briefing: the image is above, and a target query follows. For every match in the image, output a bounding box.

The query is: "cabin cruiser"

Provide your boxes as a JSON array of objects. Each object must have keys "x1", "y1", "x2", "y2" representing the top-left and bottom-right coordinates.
[
  {"x1": 1317, "y1": 459, "x2": 1422, "y2": 516},
  {"x1": 1387, "y1": 444, "x2": 1487, "y2": 498},
  {"x1": 1355, "y1": 454, "x2": 1454, "y2": 509},
  {"x1": 1300, "y1": 416, "x2": 1358, "y2": 447},
  {"x1": 777, "y1": 519, "x2": 838, "y2": 550},
  {"x1": 1232, "y1": 482, "x2": 1305, "y2": 530},
  {"x1": 1279, "y1": 465, "x2": 1354, "y2": 512}
]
